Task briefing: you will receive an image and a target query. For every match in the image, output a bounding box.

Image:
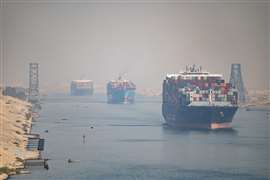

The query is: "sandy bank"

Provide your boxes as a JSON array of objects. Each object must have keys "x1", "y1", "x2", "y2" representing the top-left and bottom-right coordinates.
[
  {"x1": 245, "y1": 90, "x2": 270, "y2": 107},
  {"x1": 0, "y1": 173, "x2": 8, "y2": 180},
  {"x1": 0, "y1": 96, "x2": 39, "y2": 177}
]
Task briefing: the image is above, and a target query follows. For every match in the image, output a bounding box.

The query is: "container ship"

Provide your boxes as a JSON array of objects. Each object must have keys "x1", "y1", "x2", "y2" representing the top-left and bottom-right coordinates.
[
  {"x1": 107, "y1": 77, "x2": 136, "y2": 104},
  {"x1": 70, "y1": 80, "x2": 94, "y2": 96},
  {"x1": 162, "y1": 65, "x2": 238, "y2": 129}
]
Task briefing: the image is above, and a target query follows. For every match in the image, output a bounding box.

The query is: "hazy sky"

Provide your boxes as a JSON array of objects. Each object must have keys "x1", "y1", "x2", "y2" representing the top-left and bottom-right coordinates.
[{"x1": 0, "y1": 0, "x2": 269, "y2": 93}]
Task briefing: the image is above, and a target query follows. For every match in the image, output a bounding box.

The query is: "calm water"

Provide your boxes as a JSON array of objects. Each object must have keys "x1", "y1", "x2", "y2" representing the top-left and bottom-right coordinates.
[{"x1": 12, "y1": 95, "x2": 269, "y2": 180}]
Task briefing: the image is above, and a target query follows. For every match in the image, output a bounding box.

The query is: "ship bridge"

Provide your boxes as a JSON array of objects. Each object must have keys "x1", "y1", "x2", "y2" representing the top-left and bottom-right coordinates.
[{"x1": 166, "y1": 65, "x2": 223, "y2": 80}]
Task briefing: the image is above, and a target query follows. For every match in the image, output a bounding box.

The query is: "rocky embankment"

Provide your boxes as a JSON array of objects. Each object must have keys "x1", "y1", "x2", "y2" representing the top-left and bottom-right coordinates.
[{"x1": 0, "y1": 96, "x2": 39, "y2": 179}]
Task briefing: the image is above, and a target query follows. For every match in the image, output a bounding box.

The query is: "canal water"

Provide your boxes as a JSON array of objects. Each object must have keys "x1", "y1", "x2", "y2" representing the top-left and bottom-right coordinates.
[{"x1": 11, "y1": 95, "x2": 269, "y2": 180}]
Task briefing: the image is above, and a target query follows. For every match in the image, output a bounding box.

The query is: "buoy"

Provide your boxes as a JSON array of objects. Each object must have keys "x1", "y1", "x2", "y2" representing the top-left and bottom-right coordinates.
[
  {"x1": 82, "y1": 135, "x2": 86, "y2": 144},
  {"x1": 68, "y1": 159, "x2": 80, "y2": 163},
  {"x1": 44, "y1": 163, "x2": 49, "y2": 170}
]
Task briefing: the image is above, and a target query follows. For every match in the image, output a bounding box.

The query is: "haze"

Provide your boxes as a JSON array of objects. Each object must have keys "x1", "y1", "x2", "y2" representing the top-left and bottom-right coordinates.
[{"x1": 0, "y1": 0, "x2": 269, "y2": 93}]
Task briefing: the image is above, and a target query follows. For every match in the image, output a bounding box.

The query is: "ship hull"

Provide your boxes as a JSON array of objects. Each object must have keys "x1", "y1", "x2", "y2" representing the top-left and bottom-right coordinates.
[
  {"x1": 70, "y1": 89, "x2": 93, "y2": 96},
  {"x1": 107, "y1": 90, "x2": 135, "y2": 104},
  {"x1": 162, "y1": 103, "x2": 238, "y2": 129}
]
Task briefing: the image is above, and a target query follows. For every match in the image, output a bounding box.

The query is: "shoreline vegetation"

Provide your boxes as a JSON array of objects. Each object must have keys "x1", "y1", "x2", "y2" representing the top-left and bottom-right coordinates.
[{"x1": 0, "y1": 96, "x2": 39, "y2": 180}]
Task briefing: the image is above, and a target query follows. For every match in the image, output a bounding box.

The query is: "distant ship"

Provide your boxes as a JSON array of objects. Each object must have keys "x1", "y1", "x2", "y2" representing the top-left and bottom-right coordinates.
[
  {"x1": 70, "y1": 80, "x2": 94, "y2": 96},
  {"x1": 107, "y1": 76, "x2": 136, "y2": 104},
  {"x1": 162, "y1": 65, "x2": 238, "y2": 129}
]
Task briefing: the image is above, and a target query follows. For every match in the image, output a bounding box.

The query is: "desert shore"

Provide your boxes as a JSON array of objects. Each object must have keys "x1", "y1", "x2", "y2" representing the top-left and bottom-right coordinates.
[
  {"x1": 244, "y1": 90, "x2": 270, "y2": 107},
  {"x1": 0, "y1": 96, "x2": 39, "y2": 179}
]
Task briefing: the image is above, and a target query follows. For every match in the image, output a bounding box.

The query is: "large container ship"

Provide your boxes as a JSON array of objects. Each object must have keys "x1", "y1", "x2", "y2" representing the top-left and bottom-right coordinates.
[
  {"x1": 107, "y1": 77, "x2": 136, "y2": 104},
  {"x1": 162, "y1": 65, "x2": 238, "y2": 129},
  {"x1": 70, "y1": 80, "x2": 94, "y2": 96}
]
